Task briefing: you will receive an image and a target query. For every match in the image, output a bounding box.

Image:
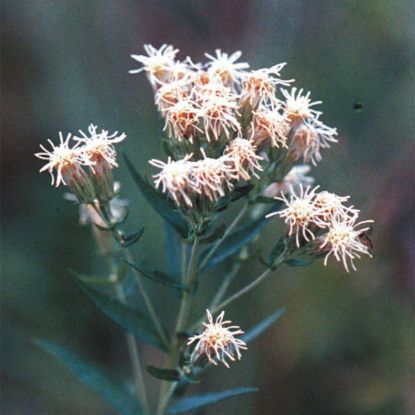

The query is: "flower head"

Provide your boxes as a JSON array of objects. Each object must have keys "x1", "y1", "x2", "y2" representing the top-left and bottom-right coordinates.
[
  {"x1": 267, "y1": 185, "x2": 324, "y2": 247},
  {"x1": 290, "y1": 119, "x2": 338, "y2": 165},
  {"x1": 190, "y1": 151, "x2": 235, "y2": 202},
  {"x1": 250, "y1": 104, "x2": 290, "y2": 148},
  {"x1": 320, "y1": 214, "x2": 374, "y2": 272},
  {"x1": 314, "y1": 191, "x2": 359, "y2": 222},
  {"x1": 75, "y1": 124, "x2": 126, "y2": 171},
  {"x1": 224, "y1": 138, "x2": 263, "y2": 181},
  {"x1": 149, "y1": 154, "x2": 195, "y2": 207},
  {"x1": 155, "y1": 76, "x2": 194, "y2": 112},
  {"x1": 205, "y1": 49, "x2": 249, "y2": 85},
  {"x1": 163, "y1": 99, "x2": 202, "y2": 141},
  {"x1": 130, "y1": 44, "x2": 179, "y2": 86},
  {"x1": 282, "y1": 87, "x2": 322, "y2": 123},
  {"x1": 35, "y1": 132, "x2": 86, "y2": 187},
  {"x1": 262, "y1": 165, "x2": 314, "y2": 198},
  {"x1": 187, "y1": 310, "x2": 247, "y2": 368},
  {"x1": 197, "y1": 92, "x2": 241, "y2": 142},
  {"x1": 241, "y1": 64, "x2": 293, "y2": 107}
]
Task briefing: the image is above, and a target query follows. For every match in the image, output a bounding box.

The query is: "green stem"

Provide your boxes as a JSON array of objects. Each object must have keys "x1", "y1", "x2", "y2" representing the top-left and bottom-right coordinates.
[
  {"x1": 115, "y1": 284, "x2": 150, "y2": 415},
  {"x1": 212, "y1": 268, "x2": 272, "y2": 314},
  {"x1": 199, "y1": 202, "x2": 248, "y2": 270},
  {"x1": 156, "y1": 236, "x2": 200, "y2": 415}
]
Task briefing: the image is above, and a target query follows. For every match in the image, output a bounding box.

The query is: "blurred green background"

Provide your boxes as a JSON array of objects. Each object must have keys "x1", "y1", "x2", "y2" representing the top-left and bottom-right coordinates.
[{"x1": 2, "y1": 1, "x2": 414, "y2": 414}]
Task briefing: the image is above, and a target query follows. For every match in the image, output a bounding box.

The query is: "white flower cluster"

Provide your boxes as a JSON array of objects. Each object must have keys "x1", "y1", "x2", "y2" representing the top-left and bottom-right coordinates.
[
  {"x1": 35, "y1": 124, "x2": 126, "y2": 202},
  {"x1": 267, "y1": 185, "x2": 373, "y2": 272},
  {"x1": 130, "y1": 44, "x2": 338, "y2": 208},
  {"x1": 187, "y1": 310, "x2": 247, "y2": 368}
]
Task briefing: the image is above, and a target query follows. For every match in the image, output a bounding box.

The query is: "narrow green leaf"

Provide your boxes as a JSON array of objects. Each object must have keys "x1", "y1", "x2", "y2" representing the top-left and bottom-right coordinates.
[
  {"x1": 146, "y1": 365, "x2": 181, "y2": 382},
  {"x1": 123, "y1": 154, "x2": 188, "y2": 238},
  {"x1": 167, "y1": 387, "x2": 258, "y2": 414},
  {"x1": 285, "y1": 258, "x2": 314, "y2": 267},
  {"x1": 34, "y1": 339, "x2": 142, "y2": 415},
  {"x1": 124, "y1": 261, "x2": 187, "y2": 291},
  {"x1": 72, "y1": 275, "x2": 169, "y2": 350},
  {"x1": 164, "y1": 223, "x2": 182, "y2": 279},
  {"x1": 254, "y1": 195, "x2": 280, "y2": 203},
  {"x1": 121, "y1": 227, "x2": 145, "y2": 247},
  {"x1": 68, "y1": 269, "x2": 115, "y2": 286},
  {"x1": 268, "y1": 238, "x2": 288, "y2": 266},
  {"x1": 241, "y1": 308, "x2": 286, "y2": 343},
  {"x1": 214, "y1": 184, "x2": 254, "y2": 212}
]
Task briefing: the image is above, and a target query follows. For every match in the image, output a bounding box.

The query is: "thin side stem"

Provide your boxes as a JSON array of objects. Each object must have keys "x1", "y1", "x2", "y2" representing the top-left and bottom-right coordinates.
[
  {"x1": 199, "y1": 202, "x2": 248, "y2": 270},
  {"x1": 122, "y1": 246, "x2": 169, "y2": 348},
  {"x1": 208, "y1": 262, "x2": 241, "y2": 310},
  {"x1": 212, "y1": 268, "x2": 272, "y2": 314}
]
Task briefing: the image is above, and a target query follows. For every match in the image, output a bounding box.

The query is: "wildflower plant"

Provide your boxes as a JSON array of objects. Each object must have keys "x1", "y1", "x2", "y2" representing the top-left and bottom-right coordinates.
[{"x1": 34, "y1": 45, "x2": 374, "y2": 415}]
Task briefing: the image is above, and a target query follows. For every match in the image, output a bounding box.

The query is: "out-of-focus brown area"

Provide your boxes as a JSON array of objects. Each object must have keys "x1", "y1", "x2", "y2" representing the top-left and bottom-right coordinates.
[{"x1": 2, "y1": 1, "x2": 414, "y2": 414}]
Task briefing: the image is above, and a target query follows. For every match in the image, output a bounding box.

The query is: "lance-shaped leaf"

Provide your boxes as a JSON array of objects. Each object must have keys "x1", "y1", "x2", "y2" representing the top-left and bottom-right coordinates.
[
  {"x1": 72, "y1": 275, "x2": 169, "y2": 351},
  {"x1": 124, "y1": 261, "x2": 188, "y2": 292},
  {"x1": 120, "y1": 227, "x2": 145, "y2": 247},
  {"x1": 146, "y1": 365, "x2": 181, "y2": 382},
  {"x1": 167, "y1": 387, "x2": 258, "y2": 414},
  {"x1": 34, "y1": 339, "x2": 142, "y2": 415},
  {"x1": 68, "y1": 269, "x2": 116, "y2": 286},
  {"x1": 201, "y1": 216, "x2": 269, "y2": 270},
  {"x1": 241, "y1": 308, "x2": 286, "y2": 343},
  {"x1": 285, "y1": 258, "x2": 314, "y2": 267},
  {"x1": 164, "y1": 223, "x2": 182, "y2": 279},
  {"x1": 123, "y1": 154, "x2": 188, "y2": 238},
  {"x1": 214, "y1": 184, "x2": 254, "y2": 212}
]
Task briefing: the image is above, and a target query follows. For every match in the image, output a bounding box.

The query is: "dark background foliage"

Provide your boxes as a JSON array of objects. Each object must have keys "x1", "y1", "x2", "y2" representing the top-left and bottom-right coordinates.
[{"x1": 2, "y1": 1, "x2": 414, "y2": 414}]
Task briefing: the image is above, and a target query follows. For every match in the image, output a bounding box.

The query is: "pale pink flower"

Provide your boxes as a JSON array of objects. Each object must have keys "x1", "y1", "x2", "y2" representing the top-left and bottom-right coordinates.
[
  {"x1": 190, "y1": 151, "x2": 235, "y2": 201},
  {"x1": 35, "y1": 132, "x2": 87, "y2": 187},
  {"x1": 224, "y1": 138, "x2": 263, "y2": 181},
  {"x1": 267, "y1": 185, "x2": 324, "y2": 247},
  {"x1": 290, "y1": 119, "x2": 338, "y2": 165},
  {"x1": 320, "y1": 214, "x2": 374, "y2": 272},
  {"x1": 250, "y1": 104, "x2": 290, "y2": 148},
  {"x1": 129, "y1": 44, "x2": 179, "y2": 86},
  {"x1": 262, "y1": 165, "x2": 314, "y2": 198},
  {"x1": 163, "y1": 99, "x2": 202, "y2": 142},
  {"x1": 149, "y1": 154, "x2": 196, "y2": 207},
  {"x1": 282, "y1": 87, "x2": 322, "y2": 123},
  {"x1": 75, "y1": 124, "x2": 126, "y2": 172},
  {"x1": 205, "y1": 49, "x2": 249, "y2": 85},
  {"x1": 187, "y1": 310, "x2": 247, "y2": 368},
  {"x1": 241, "y1": 64, "x2": 293, "y2": 107}
]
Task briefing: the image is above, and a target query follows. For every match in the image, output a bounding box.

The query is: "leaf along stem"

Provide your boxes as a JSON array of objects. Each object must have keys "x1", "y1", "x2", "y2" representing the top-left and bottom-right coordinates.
[
  {"x1": 156, "y1": 235, "x2": 200, "y2": 415},
  {"x1": 115, "y1": 283, "x2": 150, "y2": 415},
  {"x1": 93, "y1": 202, "x2": 169, "y2": 349}
]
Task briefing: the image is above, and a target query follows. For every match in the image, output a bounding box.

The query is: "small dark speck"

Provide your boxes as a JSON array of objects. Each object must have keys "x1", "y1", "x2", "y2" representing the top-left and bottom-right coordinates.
[
  {"x1": 55, "y1": 208, "x2": 61, "y2": 213},
  {"x1": 353, "y1": 100, "x2": 363, "y2": 111}
]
